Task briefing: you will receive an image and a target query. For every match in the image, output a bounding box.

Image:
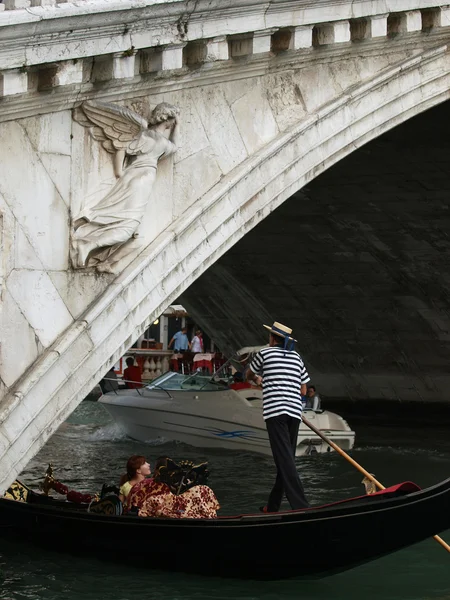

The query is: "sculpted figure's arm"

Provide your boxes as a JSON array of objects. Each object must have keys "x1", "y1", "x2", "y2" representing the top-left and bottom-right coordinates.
[
  {"x1": 169, "y1": 114, "x2": 181, "y2": 148},
  {"x1": 114, "y1": 150, "x2": 126, "y2": 179}
]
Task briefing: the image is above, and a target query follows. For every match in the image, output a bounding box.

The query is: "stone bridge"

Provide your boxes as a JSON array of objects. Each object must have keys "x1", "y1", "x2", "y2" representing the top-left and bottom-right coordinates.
[{"x1": 1, "y1": 0, "x2": 450, "y2": 491}]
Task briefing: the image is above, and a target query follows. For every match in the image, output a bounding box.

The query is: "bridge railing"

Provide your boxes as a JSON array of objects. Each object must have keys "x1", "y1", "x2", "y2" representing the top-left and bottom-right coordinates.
[{"x1": 1, "y1": 1, "x2": 450, "y2": 97}]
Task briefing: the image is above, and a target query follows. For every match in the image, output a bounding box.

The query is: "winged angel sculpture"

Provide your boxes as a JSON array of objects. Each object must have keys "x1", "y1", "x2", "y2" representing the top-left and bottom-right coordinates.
[{"x1": 72, "y1": 100, "x2": 180, "y2": 272}]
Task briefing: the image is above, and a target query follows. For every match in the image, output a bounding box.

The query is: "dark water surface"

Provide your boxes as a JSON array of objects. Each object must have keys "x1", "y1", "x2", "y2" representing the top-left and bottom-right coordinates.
[{"x1": 1, "y1": 401, "x2": 449, "y2": 600}]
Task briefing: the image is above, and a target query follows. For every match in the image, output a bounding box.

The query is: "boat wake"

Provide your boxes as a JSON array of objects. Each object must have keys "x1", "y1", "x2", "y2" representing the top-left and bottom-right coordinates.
[
  {"x1": 141, "y1": 436, "x2": 172, "y2": 446},
  {"x1": 82, "y1": 423, "x2": 129, "y2": 442},
  {"x1": 55, "y1": 422, "x2": 129, "y2": 443}
]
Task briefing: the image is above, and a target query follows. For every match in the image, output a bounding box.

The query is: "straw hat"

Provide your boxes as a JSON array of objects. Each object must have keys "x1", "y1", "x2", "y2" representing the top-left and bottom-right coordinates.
[{"x1": 263, "y1": 321, "x2": 297, "y2": 342}]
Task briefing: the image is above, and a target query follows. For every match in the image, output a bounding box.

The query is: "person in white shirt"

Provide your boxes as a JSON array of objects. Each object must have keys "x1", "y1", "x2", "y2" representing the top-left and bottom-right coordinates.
[{"x1": 191, "y1": 329, "x2": 204, "y2": 354}]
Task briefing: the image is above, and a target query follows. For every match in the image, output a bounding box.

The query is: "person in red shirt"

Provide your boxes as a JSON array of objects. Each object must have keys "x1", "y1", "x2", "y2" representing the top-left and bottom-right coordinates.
[{"x1": 123, "y1": 357, "x2": 143, "y2": 389}]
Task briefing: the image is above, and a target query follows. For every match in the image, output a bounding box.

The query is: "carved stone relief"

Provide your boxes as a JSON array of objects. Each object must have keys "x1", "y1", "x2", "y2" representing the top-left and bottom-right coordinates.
[{"x1": 71, "y1": 100, "x2": 180, "y2": 273}]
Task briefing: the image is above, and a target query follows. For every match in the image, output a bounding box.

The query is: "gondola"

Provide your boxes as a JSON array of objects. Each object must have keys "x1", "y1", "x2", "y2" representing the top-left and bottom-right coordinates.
[{"x1": 0, "y1": 476, "x2": 449, "y2": 580}]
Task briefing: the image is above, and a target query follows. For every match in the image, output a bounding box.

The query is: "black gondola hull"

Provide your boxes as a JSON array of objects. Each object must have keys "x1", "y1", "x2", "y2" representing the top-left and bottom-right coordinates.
[{"x1": 0, "y1": 478, "x2": 449, "y2": 579}]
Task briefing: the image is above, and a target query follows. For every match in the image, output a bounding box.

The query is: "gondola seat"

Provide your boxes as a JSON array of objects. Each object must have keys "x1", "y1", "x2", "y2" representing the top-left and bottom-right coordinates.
[{"x1": 88, "y1": 495, "x2": 123, "y2": 516}]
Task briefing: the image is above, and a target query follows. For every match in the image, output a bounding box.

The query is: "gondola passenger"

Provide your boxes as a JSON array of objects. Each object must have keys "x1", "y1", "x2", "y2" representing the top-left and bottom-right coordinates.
[
  {"x1": 119, "y1": 455, "x2": 151, "y2": 502},
  {"x1": 126, "y1": 457, "x2": 220, "y2": 519}
]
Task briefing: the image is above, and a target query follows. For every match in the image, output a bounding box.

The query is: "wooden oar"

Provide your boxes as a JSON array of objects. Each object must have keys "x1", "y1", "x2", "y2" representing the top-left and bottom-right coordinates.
[{"x1": 302, "y1": 415, "x2": 450, "y2": 553}]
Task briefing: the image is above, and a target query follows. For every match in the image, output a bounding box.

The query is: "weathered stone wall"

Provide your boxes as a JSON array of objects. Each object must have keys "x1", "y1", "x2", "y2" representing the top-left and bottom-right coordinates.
[
  {"x1": 2, "y1": 40, "x2": 442, "y2": 393},
  {"x1": 181, "y1": 101, "x2": 450, "y2": 402}
]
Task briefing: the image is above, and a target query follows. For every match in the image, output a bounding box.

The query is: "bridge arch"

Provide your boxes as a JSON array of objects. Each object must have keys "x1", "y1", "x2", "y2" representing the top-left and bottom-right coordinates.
[{"x1": 1, "y1": 44, "x2": 449, "y2": 491}]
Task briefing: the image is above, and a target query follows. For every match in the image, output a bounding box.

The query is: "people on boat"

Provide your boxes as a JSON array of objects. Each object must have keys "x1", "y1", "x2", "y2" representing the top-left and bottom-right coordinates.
[
  {"x1": 119, "y1": 455, "x2": 151, "y2": 501},
  {"x1": 229, "y1": 371, "x2": 252, "y2": 390},
  {"x1": 246, "y1": 321, "x2": 310, "y2": 512},
  {"x1": 168, "y1": 326, "x2": 190, "y2": 353},
  {"x1": 304, "y1": 385, "x2": 321, "y2": 411},
  {"x1": 126, "y1": 456, "x2": 220, "y2": 519},
  {"x1": 190, "y1": 329, "x2": 204, "y2": 354},
  {"x1": 99, "y1": 366, "x2": 119, "y2": 394},
  {"x1": 123, "y1": 357, "x2": 143, "y2": 389}
]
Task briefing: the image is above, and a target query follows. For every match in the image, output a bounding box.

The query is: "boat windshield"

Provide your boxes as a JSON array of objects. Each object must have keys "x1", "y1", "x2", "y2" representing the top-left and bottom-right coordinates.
[{"x1": 146, "y1": 371, "x2": 227, "y2": 391}]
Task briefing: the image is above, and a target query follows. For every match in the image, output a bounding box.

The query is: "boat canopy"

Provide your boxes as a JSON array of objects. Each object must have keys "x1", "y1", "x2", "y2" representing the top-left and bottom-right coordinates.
[
  {"x1": 236, "y1": 345, "x2": 268, "y2": 356},
  {"x1": 210, "y1": 345, "x2": 269, "y2": 381}
]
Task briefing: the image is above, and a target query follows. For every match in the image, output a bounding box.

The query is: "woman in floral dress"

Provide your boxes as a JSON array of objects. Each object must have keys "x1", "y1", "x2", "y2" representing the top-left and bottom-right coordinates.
[{"x1": 125, "y1": 457, "x2": 219, "y2": 519}]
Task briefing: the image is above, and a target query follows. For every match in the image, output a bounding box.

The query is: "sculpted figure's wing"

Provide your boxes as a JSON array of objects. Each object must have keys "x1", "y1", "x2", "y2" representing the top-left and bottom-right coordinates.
[{"x1": 73, "y1": 100, "x2": 148, "y2": 154}]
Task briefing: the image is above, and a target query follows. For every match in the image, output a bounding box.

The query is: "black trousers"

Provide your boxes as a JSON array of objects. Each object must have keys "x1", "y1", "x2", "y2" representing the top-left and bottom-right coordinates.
[{"x1": 266, "y1": 414, "x2": 309, "y2": 511}]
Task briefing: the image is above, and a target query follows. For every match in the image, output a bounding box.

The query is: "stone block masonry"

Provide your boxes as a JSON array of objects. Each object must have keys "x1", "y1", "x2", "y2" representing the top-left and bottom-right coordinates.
[{"x1": 1, "y1": 1, "x2": 450, "y2": 98}]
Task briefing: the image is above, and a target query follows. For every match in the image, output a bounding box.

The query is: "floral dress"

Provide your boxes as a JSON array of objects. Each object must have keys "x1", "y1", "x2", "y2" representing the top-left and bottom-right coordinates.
[{"x1": 126, "y1": 479, "x2": 219, "y2": 519}]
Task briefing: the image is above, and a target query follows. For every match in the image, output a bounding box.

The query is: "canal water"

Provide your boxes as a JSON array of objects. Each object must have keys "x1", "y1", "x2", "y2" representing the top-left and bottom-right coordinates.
[{"x1": 0, "y1": 401, "x2": 449, "y2": 600}]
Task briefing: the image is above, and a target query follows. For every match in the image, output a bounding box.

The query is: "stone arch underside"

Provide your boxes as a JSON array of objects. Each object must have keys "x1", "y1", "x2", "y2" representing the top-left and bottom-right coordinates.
[
  {"x1": 181, "y1": 100, "x2": 450, "y2": 405},
  {"x1": 1, "y1": 44, "x2": 450, "y2": 492}
]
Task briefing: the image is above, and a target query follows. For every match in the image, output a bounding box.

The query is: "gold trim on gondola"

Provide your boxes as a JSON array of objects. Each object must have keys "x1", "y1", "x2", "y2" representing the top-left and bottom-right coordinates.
[
  {"x1": 40, "y1": 464, "x2": 55, "y2": 496},
  {"x1": 362, "y1": 475, "x2": 377, "y2": 495},
  {"x1": 4, "y1": 480, "x2": 29, "y2": 502}
]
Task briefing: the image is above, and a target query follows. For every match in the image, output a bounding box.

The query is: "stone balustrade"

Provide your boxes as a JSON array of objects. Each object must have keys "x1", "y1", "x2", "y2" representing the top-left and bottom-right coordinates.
[
  {"x1": 122, "y1": 350, "x2": 173, "y2": 382},
  {"x1": 1, "y1": 1, "x2": 450, "y2": 97}
]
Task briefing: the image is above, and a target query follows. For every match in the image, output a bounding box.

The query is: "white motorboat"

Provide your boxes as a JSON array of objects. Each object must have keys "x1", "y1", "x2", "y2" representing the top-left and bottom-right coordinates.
[{"x1": 99, "y1": 351, "x2": 355, "y2": 456}]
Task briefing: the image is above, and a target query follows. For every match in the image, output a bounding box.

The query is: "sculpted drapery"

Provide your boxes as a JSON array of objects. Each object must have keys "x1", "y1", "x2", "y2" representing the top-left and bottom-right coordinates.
[{"x1": 71, "y1": 100, "x2": 180, "y2": 273}]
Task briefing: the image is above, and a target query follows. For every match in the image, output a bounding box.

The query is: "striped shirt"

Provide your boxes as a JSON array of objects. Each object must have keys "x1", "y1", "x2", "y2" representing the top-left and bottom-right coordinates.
[{"x1": 249, "y1": 346, "x2": 310, "y2": 420}]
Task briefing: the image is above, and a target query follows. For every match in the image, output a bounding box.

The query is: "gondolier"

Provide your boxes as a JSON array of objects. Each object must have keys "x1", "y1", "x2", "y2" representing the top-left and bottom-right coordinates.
[{"x1": 246, "y1": 321, "x2": 310, "y2": 511}]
